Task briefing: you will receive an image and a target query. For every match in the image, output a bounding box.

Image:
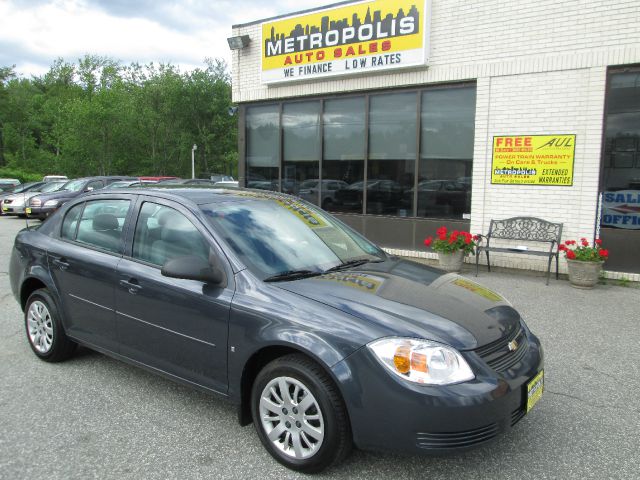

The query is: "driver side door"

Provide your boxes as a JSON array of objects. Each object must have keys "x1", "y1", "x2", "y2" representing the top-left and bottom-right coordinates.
[{"x1": 115, "y1": 199, "x2": 232, "y2": 393}]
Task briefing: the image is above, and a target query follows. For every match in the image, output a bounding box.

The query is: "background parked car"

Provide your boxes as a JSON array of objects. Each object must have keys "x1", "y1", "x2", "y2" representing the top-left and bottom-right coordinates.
[
  {"x1": 2, "y1": 180, "x2": 67, "y2": 217},
  {"x1": 0, "y1": 178, "x2": 21, "y2": 192},
  {"x1": 26, "y1": 176, "x2": 135, "y2": 220},
  {"x1": 297, "y1": 179, "x2": 349, "y2": 210},
  {"x1": 42, "y1": 175, "x2": 68, "y2": 182},
  {"x1": 0, "y1": 182, "x2": 45, "y2": 216},
  {"x1": 157, "y1": 178, "x2": 218, "y2": 186}
]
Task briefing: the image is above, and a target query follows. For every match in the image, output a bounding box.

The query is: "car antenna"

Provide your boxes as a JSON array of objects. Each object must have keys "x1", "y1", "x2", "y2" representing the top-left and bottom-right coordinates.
[{"x1": 24, "y1": 188, "x2": 30, "y2": 229}]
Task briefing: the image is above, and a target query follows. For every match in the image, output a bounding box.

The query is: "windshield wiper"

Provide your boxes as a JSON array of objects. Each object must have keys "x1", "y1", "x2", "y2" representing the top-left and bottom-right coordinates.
[
  {"x1": 324, "y1": 257, "x2": 385, "y2": 273},
  {"x1": 263, "y1": 270, "x2": 323, "y2": 282}
]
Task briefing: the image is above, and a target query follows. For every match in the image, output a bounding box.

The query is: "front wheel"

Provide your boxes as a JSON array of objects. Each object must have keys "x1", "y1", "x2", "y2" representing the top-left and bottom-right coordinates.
[{"x1": 251, "y1": 354, "x2": 352, "y2": 473}]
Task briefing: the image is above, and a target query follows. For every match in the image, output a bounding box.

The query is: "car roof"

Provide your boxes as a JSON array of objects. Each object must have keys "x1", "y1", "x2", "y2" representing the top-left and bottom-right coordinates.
[{"x1": 87, "y1": 186, "x2": 291, "y2": 207}]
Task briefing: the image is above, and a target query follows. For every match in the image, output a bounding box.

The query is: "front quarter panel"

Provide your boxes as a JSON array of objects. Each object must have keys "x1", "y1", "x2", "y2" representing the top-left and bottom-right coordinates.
[{"x1": 227, "y1": 270, "x2": 386, "y2": 400}]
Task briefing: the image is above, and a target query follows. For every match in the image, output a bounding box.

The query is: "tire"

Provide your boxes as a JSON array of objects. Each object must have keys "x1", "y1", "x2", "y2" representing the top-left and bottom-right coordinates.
[
  {"x1": 251, "y1": 354, "x2": 352, "y2": 473},
  {"x1": 24, "y1": 288, "x2": 76, "y2": 362}
]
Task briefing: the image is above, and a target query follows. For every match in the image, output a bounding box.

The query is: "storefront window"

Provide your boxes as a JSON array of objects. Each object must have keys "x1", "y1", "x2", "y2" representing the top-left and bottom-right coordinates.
[
  {"x1": 243, "y1": 83, "x2": 477, "y2": 220},
  {"x1": 321, "y1": 97, "x2": 365, "y2": 213},
  {"x1": 283, "y1": 101, "x2": 321, "y2": 196},
  {"x1": 367, "y1": 92, "x2": 417, "y2": 216},
  {"x1": 246, "y1": 105, "x2": 279, "y2": 192},
  {"x1": 418, "y1": 86, "x2": 476, "y2": 218}
]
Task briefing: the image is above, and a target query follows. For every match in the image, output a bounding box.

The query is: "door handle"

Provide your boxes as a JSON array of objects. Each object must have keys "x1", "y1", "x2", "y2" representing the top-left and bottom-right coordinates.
[
  {"x1": 120, "y1": 279, "x2": 142, "y2": 295},
  {"x1": 52, "y1": 258, "x2": 70, "y2": 270}
]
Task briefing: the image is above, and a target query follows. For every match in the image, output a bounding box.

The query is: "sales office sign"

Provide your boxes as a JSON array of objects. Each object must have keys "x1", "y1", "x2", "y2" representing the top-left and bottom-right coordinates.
[{"x1": 261, "y1": 0, "x2": 431, "y2": 84}]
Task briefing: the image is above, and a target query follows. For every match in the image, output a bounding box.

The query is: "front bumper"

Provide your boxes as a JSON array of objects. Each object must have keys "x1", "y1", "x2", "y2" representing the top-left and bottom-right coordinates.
[
  {"x1": 25, "y1": 206, "x2": 56, "y2": 219},
  {"x1": 2, "y1": 204, "x2": 26, "y2": 215},
  {"x1": 331, "y1": 329, "x2": 544, "y2": 454}
]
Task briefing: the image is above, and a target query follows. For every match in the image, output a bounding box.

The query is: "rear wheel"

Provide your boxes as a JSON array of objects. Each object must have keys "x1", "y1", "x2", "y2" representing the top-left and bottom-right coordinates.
[
  {"x1": 251, "y1": 354, "x2": 352, "y2": 473},
  {"x1": 25, "y1": 289, "x2": 76, "y2": 362}
]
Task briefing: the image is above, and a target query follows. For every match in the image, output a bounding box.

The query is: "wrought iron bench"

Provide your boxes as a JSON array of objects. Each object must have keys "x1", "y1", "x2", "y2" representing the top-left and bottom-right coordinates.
[{"x1": 475, "y1": 217, "x2": 563, "y2": 285}]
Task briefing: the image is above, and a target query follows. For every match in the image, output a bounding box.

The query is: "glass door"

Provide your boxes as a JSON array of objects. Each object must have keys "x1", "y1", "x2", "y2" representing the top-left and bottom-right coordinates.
[{"x1": 600, "y1": 68, "x2": 640, "y2": 273}]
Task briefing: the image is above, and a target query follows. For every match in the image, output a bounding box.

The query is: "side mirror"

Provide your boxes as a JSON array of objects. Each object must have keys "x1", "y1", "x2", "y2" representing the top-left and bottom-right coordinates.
[
  {"x1": 85, "y1": 187, "x2": 94, "y2": 192},
  {"x1": 161, "y1": 255, "x2": 226, "y2": 286}
]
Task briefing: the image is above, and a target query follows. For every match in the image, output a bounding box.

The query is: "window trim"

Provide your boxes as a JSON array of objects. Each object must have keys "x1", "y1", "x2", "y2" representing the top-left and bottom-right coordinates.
[{"x1": 57, "y1": 197, "x2": 134, "y2": 257}]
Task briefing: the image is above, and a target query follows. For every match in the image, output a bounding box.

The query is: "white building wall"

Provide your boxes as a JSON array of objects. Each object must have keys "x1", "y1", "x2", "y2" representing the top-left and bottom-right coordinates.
[{"x1": 231, "y1": 0, "x2": 640, "y2": 276}]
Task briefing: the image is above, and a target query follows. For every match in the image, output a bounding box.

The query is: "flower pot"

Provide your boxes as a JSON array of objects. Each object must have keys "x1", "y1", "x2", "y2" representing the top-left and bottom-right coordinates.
[
  {"x1": 438, "y1": 251, "x2": 465, "y2": 273},
  {"x1": 566, "y1": 259, "x2": 603, "y2": 289}
]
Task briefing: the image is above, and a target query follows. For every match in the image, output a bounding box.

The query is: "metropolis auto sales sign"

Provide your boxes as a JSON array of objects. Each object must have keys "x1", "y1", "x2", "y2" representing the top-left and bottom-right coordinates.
[
  {"x1": 491, "y1": 135, "x2": 576, "y2": 186},
  {"x1": 261, "y1": 0, "x2": 431, "y2": 84}
]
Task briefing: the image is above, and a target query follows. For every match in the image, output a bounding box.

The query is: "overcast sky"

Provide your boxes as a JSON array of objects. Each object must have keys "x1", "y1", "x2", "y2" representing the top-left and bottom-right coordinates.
[{"x1": 0, "y1": 0, "x2": 329, "y2": 77}]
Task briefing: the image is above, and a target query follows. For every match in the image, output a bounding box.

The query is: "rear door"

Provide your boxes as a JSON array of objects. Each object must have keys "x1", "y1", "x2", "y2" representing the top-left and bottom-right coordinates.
[
  {"x1": 48, "y1": 196, "x2": 134, "y2": 351},
  {"x1": 115, "y1": 197, "x2": 232, "y2": 393}
]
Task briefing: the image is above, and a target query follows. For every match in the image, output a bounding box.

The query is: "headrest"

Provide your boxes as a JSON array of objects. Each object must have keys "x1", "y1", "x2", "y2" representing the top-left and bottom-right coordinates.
[{"x1": 93, "y1": 213, "x2": 119, "y2": 232}]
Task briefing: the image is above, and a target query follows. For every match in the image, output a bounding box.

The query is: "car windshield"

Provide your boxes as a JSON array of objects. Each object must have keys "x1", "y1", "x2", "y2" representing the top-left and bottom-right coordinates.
[
  {"x1": 202, "y1": 196, "x2": 385, "y2": 279},
  {"x1": 108, "y1": 181, "x2": 133, "y2": 188},
  {"x1": 61, "y1": 179, "x2": 87, "y2": 192},
  {"x1": 39, "y1": 181, "x2": 66, "y2": 193}
]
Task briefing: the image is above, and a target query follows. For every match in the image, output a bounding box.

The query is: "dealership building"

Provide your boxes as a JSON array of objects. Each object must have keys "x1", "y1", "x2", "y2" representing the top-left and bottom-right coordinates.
[{"x1": 229, "y1": 0, "x2": 640, "y2": 277}]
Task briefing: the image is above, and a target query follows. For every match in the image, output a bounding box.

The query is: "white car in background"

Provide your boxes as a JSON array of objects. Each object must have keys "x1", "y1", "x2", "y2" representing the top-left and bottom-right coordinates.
[
  {"x1": 2, "y1": 180, "x2": 67, "y2": 216},
  {"x1": 42, "y1": 175, "x2": 68, "y2": 182},
  {"x1": 297, "y1": 179, "x2": 349, "y2": 210}
]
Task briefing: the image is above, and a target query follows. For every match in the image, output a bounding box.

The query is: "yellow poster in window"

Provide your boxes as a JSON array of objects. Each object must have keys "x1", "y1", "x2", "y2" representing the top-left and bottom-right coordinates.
[{"x1": 491, "y1": 135, "x2": 576, "y2": 186}]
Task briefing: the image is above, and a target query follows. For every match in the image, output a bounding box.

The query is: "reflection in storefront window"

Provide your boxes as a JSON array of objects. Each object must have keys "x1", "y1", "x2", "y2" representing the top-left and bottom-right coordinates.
[
  {"x1": 283, "y1": 101, "x2": 321, "y2": 197},
  {"x1": 602, "y1": 71, "x2": 640, "y2": 230},
  {"x1": 418, "y1": 87, "x2": 476, "y2": 219},
  {"x1": 246, "y1": 105, "x2": 280, "y2": 192},
  {"x1": 321, "y1": 97, "x2": 365, "y2": 213},
  {"x1": 367, "y1": 92, "x2": 417, "y2": 216}
]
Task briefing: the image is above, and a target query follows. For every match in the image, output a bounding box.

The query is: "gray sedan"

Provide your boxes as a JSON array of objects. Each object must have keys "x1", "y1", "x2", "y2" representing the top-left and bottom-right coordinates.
[{"x1": 9, "y1": 187, "x2": 543, "y2": 473}]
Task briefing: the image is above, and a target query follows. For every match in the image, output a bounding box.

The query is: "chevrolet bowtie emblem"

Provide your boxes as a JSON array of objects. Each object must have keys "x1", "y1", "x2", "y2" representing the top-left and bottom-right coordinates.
[{"x1": 508, "y1": 340, "x2": 519, "y2": 352}]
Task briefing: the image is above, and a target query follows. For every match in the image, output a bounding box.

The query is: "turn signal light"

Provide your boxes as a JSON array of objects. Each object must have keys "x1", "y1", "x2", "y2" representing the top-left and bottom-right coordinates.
[{"x1": 393, "y1": 345, "x2": 411, "y2": 374}]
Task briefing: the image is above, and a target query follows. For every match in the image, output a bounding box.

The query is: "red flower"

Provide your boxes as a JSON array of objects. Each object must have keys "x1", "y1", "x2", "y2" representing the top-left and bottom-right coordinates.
[
  {"x1": 473, "y1": 234, "x2": 481, "y2": 241},
  {"x1": 558, "y1": 244, "x2": 566, "y2": 251},
  {"x1": 581, "y1": 239, "x2": 589, "y2": 247},
  {"x1": 438, "y1": 233, "x2": 447, "y2": 241},
  {"x1": 566, "y1": 250, "x2": 576, "y2": 260},
  {"x1": 448, "y1": 235, "x2": 457, "y2": 244},
  {"x1": 464, "y1": 235, "x2": 472, "y2": 245},
  {"x1": 599, "y1": 249, "x2": 609, "y2": 258},
  {"x1": 424, "y1": 236, "x2": 433, "y2": 247},
  {"x1": 595, "y1": 239, "x2": 603, "y2": 246},
  {"x1": 437, "y1": 226, "x2": 447, "y2": 236}
]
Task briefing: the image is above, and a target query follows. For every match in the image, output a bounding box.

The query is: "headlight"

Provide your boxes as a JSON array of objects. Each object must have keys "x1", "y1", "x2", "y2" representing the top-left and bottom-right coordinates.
[
  {"x1": 368, "y1": 338, "x2": 475, "y2": 385},
  {"x1": 30, "y1": 198, "x2": 41, "y2": 207},
  {"x1": 44, "y1": 200, "x2": 60, "y2": 207}
]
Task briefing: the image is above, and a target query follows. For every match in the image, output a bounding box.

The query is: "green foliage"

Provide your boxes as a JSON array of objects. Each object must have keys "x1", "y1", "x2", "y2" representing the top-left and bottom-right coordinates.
[
  {"x1": 0, "y1": 167, "x2": 42, "y2": 183},
  {"x1": 0, "y1": 56, "x2": 237, "y2": 179}
]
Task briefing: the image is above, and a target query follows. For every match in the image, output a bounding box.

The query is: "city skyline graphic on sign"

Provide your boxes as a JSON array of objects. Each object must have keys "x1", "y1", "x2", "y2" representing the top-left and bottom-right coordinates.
[{"x1": 265, "y1": 5, "x2": 420, "y2": 55}]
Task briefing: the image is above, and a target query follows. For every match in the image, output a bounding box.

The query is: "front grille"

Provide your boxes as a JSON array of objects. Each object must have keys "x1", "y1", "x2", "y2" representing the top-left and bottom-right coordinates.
[
  {"x1": 416, "y1": 423, "x2": 499, "y2": 450},
  {"x1": 475, "y1": 327, "x2": 529, "y2": 373}
]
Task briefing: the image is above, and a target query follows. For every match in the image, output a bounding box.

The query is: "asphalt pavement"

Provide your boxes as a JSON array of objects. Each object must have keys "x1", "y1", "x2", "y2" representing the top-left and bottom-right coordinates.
[{"x1": 0, "y1": 215, "x2": 639, "y2": 479}]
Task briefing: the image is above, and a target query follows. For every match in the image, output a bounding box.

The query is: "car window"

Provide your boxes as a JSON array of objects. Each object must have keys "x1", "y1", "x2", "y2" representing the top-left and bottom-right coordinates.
[
  {"x1": 61, "y1": 203, "x2": 84, "y2": 240},
  {"x1": 132, "y1": 202, "x2": 210, "y2": 267},
  {"x1": 74, "y1": 200, "x2": 131, "y2": 253},
  {"x1": 86, "y1": 180, "x2": 105, "y2": 191}
]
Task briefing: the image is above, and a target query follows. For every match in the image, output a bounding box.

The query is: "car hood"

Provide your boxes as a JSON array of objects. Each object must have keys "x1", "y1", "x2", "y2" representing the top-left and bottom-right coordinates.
[
  {"x1": 31, "y1": 190, "x2": 80, "y2": 202},
  {"x1": 5, "y1": 192, "x2": 40, "y2": 202},
  {"x1": 275, "y1": 259, "x2": 520, "y2": 350}
]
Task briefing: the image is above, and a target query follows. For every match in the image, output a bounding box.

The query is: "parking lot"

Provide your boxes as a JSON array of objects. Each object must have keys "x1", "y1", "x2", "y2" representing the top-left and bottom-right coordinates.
[{"x1": 1, "y1": 214, "x2": 639, "y2": 480}]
